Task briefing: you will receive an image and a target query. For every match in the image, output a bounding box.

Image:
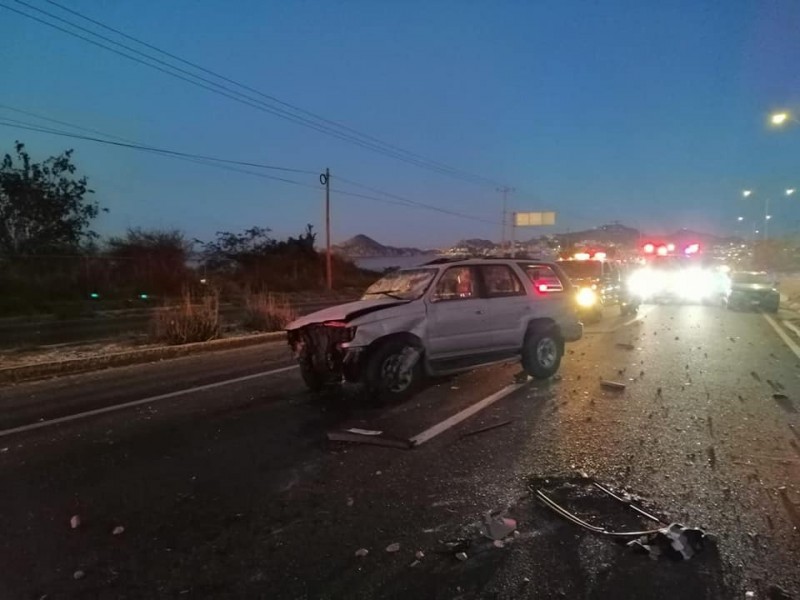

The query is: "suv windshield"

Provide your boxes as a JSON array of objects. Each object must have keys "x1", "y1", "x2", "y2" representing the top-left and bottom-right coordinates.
[
  {"x1": 558, "y1": 261, "x2": 602, "y2": 280},
  {"x1": 362, "y1": 268, "x2": 436, "y2": 301},
  {"x1": 732, "y1": 272, "x2": 771, "y2": 285}
]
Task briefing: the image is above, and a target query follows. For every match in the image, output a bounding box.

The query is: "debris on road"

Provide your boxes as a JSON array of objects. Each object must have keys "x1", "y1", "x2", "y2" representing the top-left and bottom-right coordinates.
[
  {"x1": 615, "y1": 343, "x2": 635, "y2": 350},
  {"x1": 386, "y1": 542, "x2": 400, "y2": 553},
  {"x1": 481, "y1": 512, "x2": 517, "y2": 540},
  {"x1": 493, "y1": 540, "x2": 505, "y2": 548},
  {"x1": 628, "y1": 523, "x2": 709, "y2": 561},
  {"x1": 534, "y1": 485, "x2": 711, "y2": 561},
  {"x1": 69, "y1": 515, "x2": 81, "y2": 530},
  {"x1": 600, "y1": 380, "x2": 626, "y2": 391},
  {"x1": 112, "y1": 525, "x2": 125, "y2": 536},
  {"x1": 354, "y1": 548, "x2": 369, "y2": 558},
  {"x1": 751, "y1": 371, "x2": 761, "y2": 382},
  {"x1": 460, "y1": 419, "x2": 512, "y2": 439},
  {"x1": 767, "y1": 583, "x2": 793, "y2": 599},
  {"x1": 327, "y1": 429, "x2": 413, "y2": 449},
  {"x1": 346, "y1": 497, "x2": 354, "y2": 507},
  {"x1": 455, "y1": 551, "x2": 468, "y2": 561},
  {"x1": 72, "y1": 570, "x2": 85, "y2": 580},
  {"x1": 773, "y1": 393, "x2": 789, "y2": 400},
  {"x1": 415, "y1": 550, "x2": 425, "y2": 560}
]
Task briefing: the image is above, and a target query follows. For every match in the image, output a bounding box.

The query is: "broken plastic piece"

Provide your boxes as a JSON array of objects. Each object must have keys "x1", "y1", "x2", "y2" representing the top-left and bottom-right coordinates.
[
  {"x1": 627, "y1": 523, "x2": 709, "y2": 561},
  {"x1": 354, "y1": 548, "x2": 369, "y2": 558},
  {"x1": 601, "y1": 380, "x2": 626, "y2": 391},
  {"x1": 112, "y1": 526, "x2": 125, "y2": 536},
  {"x1": 455, "y1": 551, "x2": 468, "y2": 561},
  {"x1": 327, "y1": 430, "x2": 412, "y2": 449},
  {"x1": 616, "y1": 343, "x2": 635, "y2": 350},
  {"x1": 461, "y1": 420, "x2": 512, "y2": 439},
  {"x1": 386, "y1": 542, "x2": 400, "y2": 553},
  {"x1": 70, "y1": 515, "x2": 81, "y2": 529},
  {"x1": 482, "y1": 512, "x2": 517, "y2": 540}
]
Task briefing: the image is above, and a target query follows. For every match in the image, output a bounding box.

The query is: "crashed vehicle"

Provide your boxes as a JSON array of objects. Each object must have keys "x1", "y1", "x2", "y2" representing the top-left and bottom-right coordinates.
[
  {"x1": 725, "y1": 271, "x2": 780, "y2": 312},
  {"x1": 286, "y1": 258, "x2": 583, "y2": 403}
]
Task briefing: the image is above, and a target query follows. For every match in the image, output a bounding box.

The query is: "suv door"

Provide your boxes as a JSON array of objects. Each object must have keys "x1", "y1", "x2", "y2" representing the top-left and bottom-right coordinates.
[
  {"x1": 425, "y1": 266, "x2": 491, "y2": 358},
  {"x1": 477, "y1": 264, "x2": 530, "y2": 350}
]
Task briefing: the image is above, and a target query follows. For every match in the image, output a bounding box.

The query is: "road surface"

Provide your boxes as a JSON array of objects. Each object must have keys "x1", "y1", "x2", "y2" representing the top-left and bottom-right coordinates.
[{"x1": 1, "y1": 304, "x2": 799, "y2": 599}]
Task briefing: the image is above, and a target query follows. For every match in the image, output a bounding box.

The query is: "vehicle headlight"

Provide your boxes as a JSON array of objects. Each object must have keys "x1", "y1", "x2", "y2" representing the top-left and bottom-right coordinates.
[{"x1": 576, "y1": 287, "x2": 598, "y2": 308}]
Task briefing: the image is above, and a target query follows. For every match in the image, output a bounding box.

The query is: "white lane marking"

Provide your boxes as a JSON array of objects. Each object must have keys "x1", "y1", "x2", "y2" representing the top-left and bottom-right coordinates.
[
  {"x1": 763, "y1": 314, "x2": 800, "y2": 360},
  {"x1": 409, "y1": 382, "x2": 526, "y2": 447},
  {"x1": 783, "y1": 319, "x2": 800, "y2": 339},
  {"x1": 0, "y1": 365, "x2": 299, "y2": 439}
]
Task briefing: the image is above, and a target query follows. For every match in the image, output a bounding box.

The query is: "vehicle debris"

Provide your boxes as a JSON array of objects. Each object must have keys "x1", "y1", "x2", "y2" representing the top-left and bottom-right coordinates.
[
  {"x1": 73, "y1": 570, "x2": 85, "y2": 580},
  {"x1": 386, "y1": 542, "x2": 400, "y2": 553},
  {"x1": 773, "y1": 393, "x2": 789, "y2": 400},
  {"x1": 346, "y1": 497, "x2": 354, "y2": 507},
  {"x1": 112, "y1": 525, "x2": 125, "y2": 536},
  {"x1": 460, "y1": 420, "x2": 512, "y2": 439},
  {"x1": 327, "y1": 429, "x2": 413, "y2": 449},
  {"x1": 354, "y1": 548, "x2": 369, "y2": 558},
  {"x1": 628, "y1": 523, "x2": 709, "y2": 561},
  {"x1": 455, "y1": 551, "x2": 468, "y2": 561},
  {"x1": 534, "y1": 486, "x2": 711, "y2": 561},
  {"x1": 600, "y1": 380, "x2": 626, "y2": 391},
  {"x1": 415, "y1": 550, "x2": 425, "y2": 560},
  {"x1": 615, "y1": 343, "x2": 635, "y2": 350},
  {"x1": 481, "y1": 511, "x2": 517, "y2": 540},
  {"x1": 493, "y1": 540, "x2": 505, "y2": 548},
  {"x1": 69, "y1": 515, "x2": 81, "y2": 529}
]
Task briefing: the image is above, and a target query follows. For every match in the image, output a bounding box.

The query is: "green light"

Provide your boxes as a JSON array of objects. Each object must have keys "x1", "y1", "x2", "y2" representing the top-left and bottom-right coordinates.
[{"x1": 89, "y1": 292, "x2": 100, "y2": 299}]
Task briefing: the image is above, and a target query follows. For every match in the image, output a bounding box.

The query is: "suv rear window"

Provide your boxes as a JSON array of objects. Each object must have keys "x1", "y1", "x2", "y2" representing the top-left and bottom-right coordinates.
[{"x1": 521, "y1": 264, "x2": 564, "y2": 293}]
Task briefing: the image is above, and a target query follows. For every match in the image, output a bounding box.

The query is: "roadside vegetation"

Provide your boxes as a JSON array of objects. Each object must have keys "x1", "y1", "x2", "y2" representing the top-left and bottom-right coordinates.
[{"x1": 0, "y1": 141, "x2": 376, "y2": 320}]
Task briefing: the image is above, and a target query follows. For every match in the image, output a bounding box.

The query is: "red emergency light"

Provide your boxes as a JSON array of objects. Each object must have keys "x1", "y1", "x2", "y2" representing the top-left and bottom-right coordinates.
[
  {"x1": 643, "y1": 243, "x2": 655, "y2": 254},
  {"x1": 656, "y1": 245, "x2": 668, "y2": 256}
]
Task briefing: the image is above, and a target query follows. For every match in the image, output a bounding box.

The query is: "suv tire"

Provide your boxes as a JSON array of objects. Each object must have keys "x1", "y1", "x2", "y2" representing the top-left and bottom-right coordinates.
[
  {"x1": 364, "y1": 339, "x2": 423, "y2": 404},
  {"x1": 522, "y1": 328, "x2": 563, "y2": 379}
]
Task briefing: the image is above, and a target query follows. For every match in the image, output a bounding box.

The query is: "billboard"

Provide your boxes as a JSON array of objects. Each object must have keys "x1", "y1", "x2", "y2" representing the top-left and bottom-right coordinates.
[{"x1": 514, "y1": 211, "x2": 556, "y2": 226}]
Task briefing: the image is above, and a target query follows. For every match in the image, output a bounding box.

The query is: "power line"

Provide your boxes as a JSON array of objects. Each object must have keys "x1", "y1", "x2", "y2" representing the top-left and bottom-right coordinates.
[
  {"x1": 0, "y1": 112, "x2": 315, "y2": 174},
  {"x1": 0, "y1": 115, "x2": 499, "y2": 224},
  {"x1": 6, "y1": 0, "x2": 505, "y2": 188},
  {"x1": 333, "y1": 177, "x2": 501, "y2": 225},
  {"x1": 43, "y1": 0, "x2": 502, "y2": 188}
]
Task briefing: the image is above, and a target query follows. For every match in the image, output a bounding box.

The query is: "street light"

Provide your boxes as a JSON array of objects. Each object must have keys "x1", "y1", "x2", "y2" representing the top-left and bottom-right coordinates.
[
  {"x1": 742, "y1": 190, "x2": 752, "y2": 197},
  {"x1": 737, "y1": 216, "x2": 744, "y2": 221},
  {"x1": 771, "y1": 111, "x2": 789, "y2": 126},
  {"x1": 766, "y1": 214, "x2": 772, "y2": 220},
  {"x1": 787, "y1": 188, "x2": 796, "y2": 196}
]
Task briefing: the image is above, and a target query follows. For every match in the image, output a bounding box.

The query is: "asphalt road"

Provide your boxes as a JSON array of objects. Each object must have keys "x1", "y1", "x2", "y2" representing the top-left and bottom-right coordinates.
[{"x1": 1, "y1": 303, "x2": 799, "y2": 599}]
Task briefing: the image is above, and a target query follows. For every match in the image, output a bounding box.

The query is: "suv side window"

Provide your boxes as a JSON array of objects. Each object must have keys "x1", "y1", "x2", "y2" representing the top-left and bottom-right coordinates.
[
  {"x1": 523, "y1": 265, "x2": 564, "y2": 293},
  {"x1": 479, "y1": 265, "x2": 525, "y2": 297},
  {"x1": 432, "y1": 267, "x2": 477, "y2": 301}
]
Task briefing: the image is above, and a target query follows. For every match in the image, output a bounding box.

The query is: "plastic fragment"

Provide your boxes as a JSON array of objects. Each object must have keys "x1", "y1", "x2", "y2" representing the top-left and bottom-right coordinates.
[
  {"x1": 354, "y1": 548, "x2": 369, "y2": 558},
  {"x1": 386, "y1": 542, "x2": 400, "y2": 553},
  {"x1": 70, "y1": 515, "x2": 81, "y2": 529}
]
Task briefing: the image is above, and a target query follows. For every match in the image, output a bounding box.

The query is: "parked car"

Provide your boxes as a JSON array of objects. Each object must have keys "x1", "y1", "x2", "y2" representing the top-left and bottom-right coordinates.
[
  {"x1": 286, "y1": 258, "x2": 583, "y2": 403},
  {"x1": 725, "y1": 271, "x2": 780, "y2": 312}
]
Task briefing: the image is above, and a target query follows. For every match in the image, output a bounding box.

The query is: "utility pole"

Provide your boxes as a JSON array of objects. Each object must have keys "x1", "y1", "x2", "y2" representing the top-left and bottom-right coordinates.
[
  {"x1": 320, "y1": 168, "x2": 332, "y2": 290},
  {"x1": 497, "y1": 186, "x2": 514, "y2": 252}
]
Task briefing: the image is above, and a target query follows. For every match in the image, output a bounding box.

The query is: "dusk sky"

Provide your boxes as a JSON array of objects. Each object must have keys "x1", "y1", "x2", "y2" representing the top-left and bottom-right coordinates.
[{"x1": 2, "y1": 0, "x2": 799, "y2": 248}]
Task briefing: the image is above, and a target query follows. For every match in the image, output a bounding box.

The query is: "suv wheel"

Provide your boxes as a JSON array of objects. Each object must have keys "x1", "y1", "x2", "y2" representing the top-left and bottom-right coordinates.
[
  {"x1": 364, "y1": 339, "x2": 423, "y2": 404},
  {"x1": 522, "y1": 328, "x2": 563, "y2": 379}
]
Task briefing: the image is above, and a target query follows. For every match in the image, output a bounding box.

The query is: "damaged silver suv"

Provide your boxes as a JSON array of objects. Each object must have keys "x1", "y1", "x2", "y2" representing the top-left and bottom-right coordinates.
[{"x1": 286, "y1": 258, "x2": 582, "y2": 403}]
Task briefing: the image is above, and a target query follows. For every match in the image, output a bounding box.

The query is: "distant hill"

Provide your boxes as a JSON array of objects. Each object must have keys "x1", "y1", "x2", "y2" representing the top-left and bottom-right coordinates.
[
  {"x1": 546, "y1": 223, "x2": 641, "y2": 246},
  {"x1": 333, "y1": 234, "x2": 425, "y2": 258}
]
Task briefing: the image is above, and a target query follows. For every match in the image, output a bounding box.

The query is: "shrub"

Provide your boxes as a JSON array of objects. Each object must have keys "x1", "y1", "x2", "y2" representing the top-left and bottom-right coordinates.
[
  {"x1": 242, "y1": 292, "x2": 297, "y2": 332},
  {"x1": 151, "y1": 290, "x2": 219, "y2": 345}
]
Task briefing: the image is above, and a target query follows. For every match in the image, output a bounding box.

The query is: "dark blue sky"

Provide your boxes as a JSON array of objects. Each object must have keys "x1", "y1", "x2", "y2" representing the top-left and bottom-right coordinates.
[{"x1": 2, "y1": 0, "x2": 799, "y2": 247}]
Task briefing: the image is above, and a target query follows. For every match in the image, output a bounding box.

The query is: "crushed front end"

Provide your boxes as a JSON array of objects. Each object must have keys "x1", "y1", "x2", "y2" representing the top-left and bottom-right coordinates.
[{"x1": 287, "y1": 322, "x2": 362, "y2": 385}]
